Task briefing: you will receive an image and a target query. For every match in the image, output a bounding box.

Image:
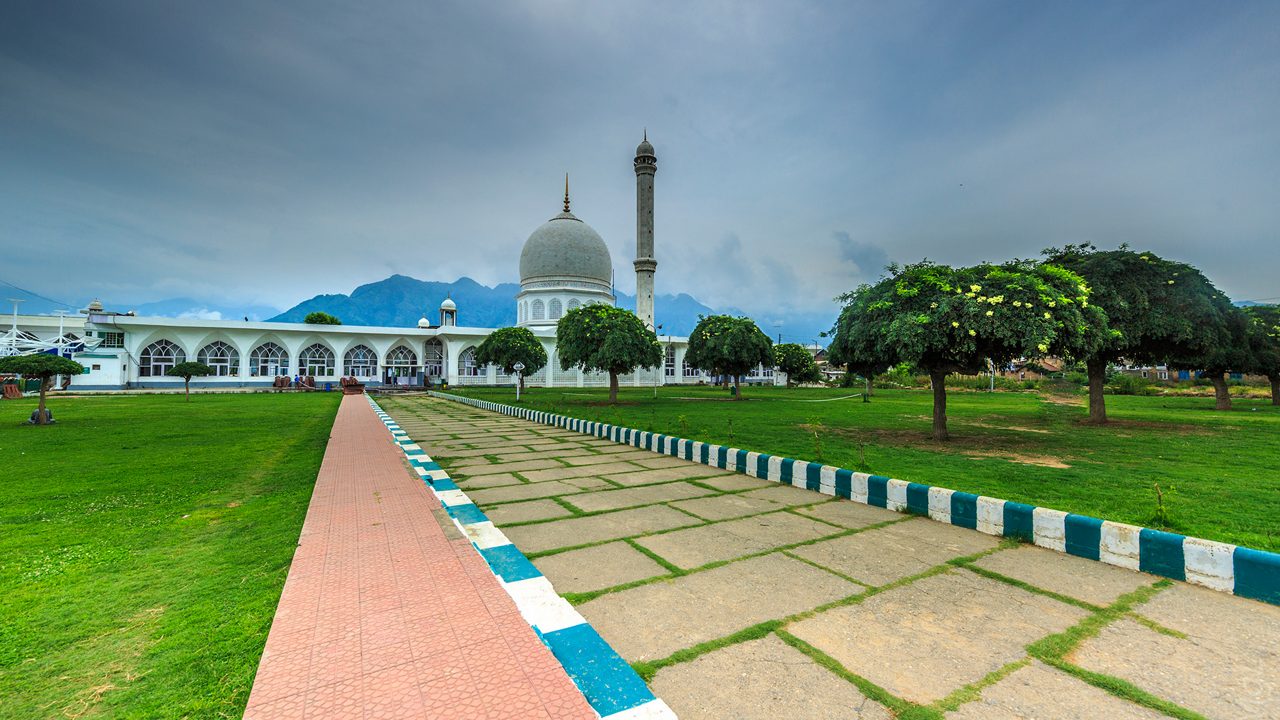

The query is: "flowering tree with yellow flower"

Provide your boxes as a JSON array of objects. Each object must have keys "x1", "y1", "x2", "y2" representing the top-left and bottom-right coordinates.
[{"x1": 831, "y1": 260, "x2": 1105, "y2": 440}]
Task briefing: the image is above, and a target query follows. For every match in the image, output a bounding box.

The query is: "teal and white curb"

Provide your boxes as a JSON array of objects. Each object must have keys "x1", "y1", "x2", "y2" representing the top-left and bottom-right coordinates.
[
  {"x1": 428, "y1": 391, "x2": 1280, "y2": 608},
  {"x1": 365, "y1": 396, "x2": 675, "y2": 720}
]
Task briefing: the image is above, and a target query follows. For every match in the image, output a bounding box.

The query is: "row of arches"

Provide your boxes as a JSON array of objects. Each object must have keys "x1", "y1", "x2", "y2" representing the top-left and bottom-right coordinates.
[
  {"x1": 519, "y1": 297, "x2": 584, "y2": 323},
  {"x1": 138, "y1": 339, "x2": 446, "y2": 379}
]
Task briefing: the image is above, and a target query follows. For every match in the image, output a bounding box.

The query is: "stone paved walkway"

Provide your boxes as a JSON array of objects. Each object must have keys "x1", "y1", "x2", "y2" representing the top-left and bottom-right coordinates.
[
  {"x1": 244, "y1": 394, "x2": 595, "y2": 719},
  {"x1": 381, "y1": 394, "x2": 1280, "y2": 720}
]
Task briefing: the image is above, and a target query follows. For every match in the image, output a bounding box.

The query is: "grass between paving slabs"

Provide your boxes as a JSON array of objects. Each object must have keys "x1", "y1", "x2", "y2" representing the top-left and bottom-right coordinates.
[
  {"x1": 446, "y1": 385, "x2": 1280, "y2": 551},
  {"x1": 384, "y1": 398, "x2": 1215, "y2": 719},
  {"x1": 0, "y1": 392, "x2": 339, "y2": 719}
]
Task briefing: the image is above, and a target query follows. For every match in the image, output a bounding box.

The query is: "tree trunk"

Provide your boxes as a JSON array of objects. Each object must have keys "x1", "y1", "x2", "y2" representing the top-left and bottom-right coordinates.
[
  {"x1": 519, "y1": 374, "x2": 525, "y2": 393},
  {"x1": 608, "y1": 371, "x2": 619, "y2": 404},
  {"x1": 734, "y1": 375, "x2": 743, "y2": 400},
  {"x1": 37, "y1": 378, "x2": 49, "y2": 425},
  {"x1": 930, "y1": 369, "x2": 949, "y2": 441},
  {"x1": 1086, "y1": 358, "x2": 1108, "y2": 424},
  {"x1": 1271, "y1": 375, "x2": 1279, "y2": 406},
  {"x1": 185, "y1": 378, "x2": 191, "y2": 402},
  {"x1": 1210, "y1": 374, "x2": 1231, "y2": 410},
  {"x1": 865, "y1": 376, "x2": 873, "y2": 399}
]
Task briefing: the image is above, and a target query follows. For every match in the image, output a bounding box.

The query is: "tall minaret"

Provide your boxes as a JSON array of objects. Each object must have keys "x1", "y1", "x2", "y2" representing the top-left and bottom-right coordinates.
[{"x1": 634, "y1": 131, "x2": 657, "y2": 330}]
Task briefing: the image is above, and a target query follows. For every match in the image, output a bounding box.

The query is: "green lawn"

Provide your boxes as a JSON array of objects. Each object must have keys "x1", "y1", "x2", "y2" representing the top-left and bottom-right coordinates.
[
  {"x1": 0, "y1": 392, "x2": 340, "y2": 719},
  {"x1": 444, "y1": 385, "x2": 1280, "y2": 552}
]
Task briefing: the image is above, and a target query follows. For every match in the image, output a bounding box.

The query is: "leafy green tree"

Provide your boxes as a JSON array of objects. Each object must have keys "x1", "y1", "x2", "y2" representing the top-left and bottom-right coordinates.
[
  {"x1": 828, "y1": 303, "x2": 898, "y2": 399},
  {"x1": 556, "y1": 304, "x2": 662, "y2": 403},
  {"x1": 0, "y1": 354, "x2": 85, "y2": 425},
  {"x1": 166, "y1": 361, "x2": 214, "y2": 401},
  {"x1": 832, "y1": 260, "x2": 1104, "y2": 440},
  {"x1": 475, "y1": 327, "x2": 548, "y2": 393},
  {"x1": 773, "y1": 343, "x2": 821, "y2": 386},
  {"x1": 304, "y1": 311, "x2": 342, "y2": 325},
  {"x1": 1172, "y1": 305, "x2": 1252, "y2": 411},
  {"x1": 1045, "y1": 244, "x2": 1240, "y2": 420},
  {"x1": 685, "y1": 315, "x2": 774, "y2": 399},
  {"x1": 1245, "y1": 305, "x2": 1280, "y2": 406}
]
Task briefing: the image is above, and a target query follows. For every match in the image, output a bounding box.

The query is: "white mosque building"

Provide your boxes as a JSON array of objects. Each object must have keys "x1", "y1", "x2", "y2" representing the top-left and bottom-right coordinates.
[{"x1": 7, "y1": 136, "x2": 779, "y2": 391}]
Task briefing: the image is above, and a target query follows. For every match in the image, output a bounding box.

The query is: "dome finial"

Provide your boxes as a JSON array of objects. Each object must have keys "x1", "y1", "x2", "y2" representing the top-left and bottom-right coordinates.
[{"x1": 563, "y1": 173, "x2": 571, "y2": 213}]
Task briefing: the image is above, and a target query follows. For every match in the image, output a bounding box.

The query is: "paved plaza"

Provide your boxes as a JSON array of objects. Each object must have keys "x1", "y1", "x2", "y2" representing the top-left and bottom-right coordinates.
[
  {"x1": 245, "y1": 395, "x2": 594, "y2": 719},
  {"x1": 381, "y1": 394, "x2": 1280, "y2": 720}
]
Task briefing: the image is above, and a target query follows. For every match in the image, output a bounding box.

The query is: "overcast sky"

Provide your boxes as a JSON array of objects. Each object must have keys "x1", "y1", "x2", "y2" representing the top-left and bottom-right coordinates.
[{"x1": 2, "y1": 0, "x2": 1277, "y2": 321}]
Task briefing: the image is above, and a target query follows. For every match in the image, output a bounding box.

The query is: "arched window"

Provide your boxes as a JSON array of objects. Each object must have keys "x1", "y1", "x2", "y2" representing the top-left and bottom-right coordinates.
[
  {"x1": 197, "y1": 341, "x2": 240, "y2": 376},
  {"x1": 549, "y1": 298, "x2": 563, "y2": 320},
  {"x1": 460, "y1": 347, "x2": 481, "y2": 377},
  {"x1": 567, "y1": 299, "x2": 581, "y2": 311},
  {"x1": 250, "y1": 342, "x2": 289, "y2": 377},
  {"x1": 519, "y1": 302, "x2": 526, "y2": 323},
  {"x1": 385, "y1": 345, "x2": 418, "y2": 367},
  {"x1": 424, "y1": 338, "x2": 444, "y2": 377},
  {"x1": 344, "y1": 345, "x2": 377, "y2": 377},
  {"x1": 665, "y1": 345, "x2": 677, "y2": 377},
  {"x1": 299, "y1": 343, "x2": 335, "y2": 376},
  {"x1": 139, "y1": 340, "x2": 185, "y2": 377},
  {"x1": 531, "y1": 299, "x2": 545, "y2": 321}
]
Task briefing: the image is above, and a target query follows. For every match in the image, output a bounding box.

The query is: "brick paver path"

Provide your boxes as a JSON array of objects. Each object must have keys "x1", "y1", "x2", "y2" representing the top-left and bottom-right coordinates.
[
  {"x1": 381, "y1": 395, "x2": 1280, "y2": 720},
  {"x1": 244, "y1": 394, "x2": 595, "y2": 719}
]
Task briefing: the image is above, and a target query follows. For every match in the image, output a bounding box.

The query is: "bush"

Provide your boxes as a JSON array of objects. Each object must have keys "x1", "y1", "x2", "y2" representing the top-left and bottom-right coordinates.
[{"x1": 1108, "y1": 374, "x2": 1158, "y2": 396}]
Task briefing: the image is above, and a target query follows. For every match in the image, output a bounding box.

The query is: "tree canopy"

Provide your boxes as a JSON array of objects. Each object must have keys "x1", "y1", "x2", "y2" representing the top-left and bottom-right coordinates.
[
  {"x1": 1044, "y1": 244, "x2": 1243, "y2": 418},
  {"x1": 556, "y1": 304, "x2": 662, "y2": 403},
  {"x1": 0, "y1": 353, "x2": 85, "y2": 425},
  {"x1": 1245, "y1": 305, "x2": 1280, "y2": 405},
  {"x1": 304, "y1": 311, "x2": 342, "y2": 325},
  {"x1": 831, "y1": 260, "x2": 1104, "y2": 439},
  {"x1": 475, "y1": 326, "x2": 547, "y2": 390},
  {"x1": 166, "y1": 361, "x2": 214, "y2": 401},
  {"x1": 684, "y1": 315, "x2": 774, "y2": 398},
  {"x1": 773, "y1": 343, "x2": 821, "y2": 386}
]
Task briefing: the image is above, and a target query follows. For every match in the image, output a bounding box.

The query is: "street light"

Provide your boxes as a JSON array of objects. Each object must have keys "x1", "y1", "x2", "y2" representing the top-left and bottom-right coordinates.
[{"x1": 513, "y1": 361, "x2": 525, "y2": 402}]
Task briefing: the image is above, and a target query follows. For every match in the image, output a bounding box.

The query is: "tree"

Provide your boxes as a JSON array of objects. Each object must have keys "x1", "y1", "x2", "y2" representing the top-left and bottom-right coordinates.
[
  {"x1": 773, "y1": 343, "x2": 821, "y2": 386},
  {"x1": 475, "y1": 327, "x2": 548, "y2": 393},
  {"x1": 0, "y1": 353, "x2": 85, "y2": 425},
  {"x1": 685, "y1": 315, "x2": 774, "y2": 399},
  {"x1": 1045, "y1": 244, "x2": 1239, "y2": 421},
  {"x1": 1173, "y1": 305, "x2": 1252, "y2": 411},
  {"x1": 304, "y1": 311, "x2": 342, "y2": 325},
  {"x1": 1245, "y1": 305, "x2": 1280, "y2": 406},
  {"x1": 828, "y1": 303, "x2": 897, "y2": 399},
  {"x1": 556, "y1": 304, "x2": 662, "y2": 403},
  {"x1": 832, "y1": 260, "x2": 1104, "y2": 440},
  {"x1": 167, "y1": 361, "x2": 214, "y2": 401}
]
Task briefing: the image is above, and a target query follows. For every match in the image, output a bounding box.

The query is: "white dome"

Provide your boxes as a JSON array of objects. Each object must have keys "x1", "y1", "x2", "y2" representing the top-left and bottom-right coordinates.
[
  {"x1": 417, "y1": 316, "x2": 431, "y2": 328},
  {"x1": 519, "y1": 211, "x2": 612, "y2": 288},
  {"x1": 440, "y1": 297, "x2": 457, "y2": 311}
]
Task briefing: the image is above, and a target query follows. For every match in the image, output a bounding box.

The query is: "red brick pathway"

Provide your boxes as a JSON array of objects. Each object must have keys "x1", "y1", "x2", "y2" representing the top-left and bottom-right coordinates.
[{"x1": 244, "y1": 394, "x2": 595, "y2": 719}]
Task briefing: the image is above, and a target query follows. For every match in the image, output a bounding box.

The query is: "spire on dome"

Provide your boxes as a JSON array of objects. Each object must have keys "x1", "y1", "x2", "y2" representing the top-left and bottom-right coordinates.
[{"x1": 563, "y1": 173, "x2": 571, "y2": 213}]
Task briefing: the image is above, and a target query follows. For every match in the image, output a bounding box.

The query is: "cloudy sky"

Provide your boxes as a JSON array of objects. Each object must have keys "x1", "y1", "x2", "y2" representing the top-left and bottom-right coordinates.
[{"x1": 2, "y1": 1, "x2": 1277, "y2": 325}]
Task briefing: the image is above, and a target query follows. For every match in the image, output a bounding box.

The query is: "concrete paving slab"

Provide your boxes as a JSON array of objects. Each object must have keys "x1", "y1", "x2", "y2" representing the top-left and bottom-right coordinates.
[
  {"x1": 973, "y1": 544, "x2": 1154, "y2": 606},
  {"x1": 564, "y1": 482, "x2": 718, "y2": 513},
  {"x1": 631, "y1": 456, "x2": 700, "y2": 470},
  {"x1": 482, "y1": 499, "x2": 573, "y2": 525},
  {"x1": 651, "y1": 634, "x2": 892, "y2": 720},
  {"x1": 602, "y1": 465, "x2": 736, "y2": 487},
  {"x1": 560, "y1": 476, "x2": 613, "y2": 491},
  {"x1": 792, "y1": 517, "x2": 997, "y2": 586},
  {"x1": 946, "y1": 661, "x2": 1164, "y2": 720},
  {"x1": 795, "y1": 500, "x2": 901, "y2": 529},
  {"x1": 561, "y1": 453, "x2": 647, "y2": 467},
  {"x1": 451, "y1": 458, "x2": 565, "y2": 476},
  {"x1": 789, "y1": 570, "x2": 1086, "y2": 704},
  {"x1": 698, "y1": 475, "x2": 774, "y2": 492},
  {"x1": 740, "y1": 484, "x2": 833, "y2": 507},
  {"x1": 455, "y1": 472, "x2": 524, "y2": 489},
  {"x1": 468, "y1": 481, "x2": 584, "y2": 505},
  {"x1": 533, "y1": 541, "x2": 669, "y2": 594},
  {"x1": 521, "y1": 462, "x2": 641, "y2": 482},
  {"x1": 1071, "y1": 585, "x2": 1280, "y2": 719},
  {"x1": 637, "y1": 511, "x2": 845, "y2": 569},
  {"x1": 669, "y1": 494, "x2": 782, "y2": 521},
  {"x1": 578, "y1": 553, "x2": 859, "y2": 662},
  {"x1": 502, "y1": 505, "x2": 703, "y2": 553}
]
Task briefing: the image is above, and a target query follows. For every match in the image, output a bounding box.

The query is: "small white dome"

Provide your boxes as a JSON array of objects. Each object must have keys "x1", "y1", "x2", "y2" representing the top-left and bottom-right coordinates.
[
  {"x1": 440, "y1": 297, "x2": 457, "y2": 311},
  {"x1": 417, "y1": 316, "x2": 431, "y2": 328}
]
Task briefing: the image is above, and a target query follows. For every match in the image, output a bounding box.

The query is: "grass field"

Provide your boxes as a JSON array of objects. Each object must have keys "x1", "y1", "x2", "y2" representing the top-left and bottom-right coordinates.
[
  {"x1": 0, "y1": 392, "x2": 340, "y2": 719},
  {"x1": 445, "y1": 385, "x2": 1280, "y2": 552}
]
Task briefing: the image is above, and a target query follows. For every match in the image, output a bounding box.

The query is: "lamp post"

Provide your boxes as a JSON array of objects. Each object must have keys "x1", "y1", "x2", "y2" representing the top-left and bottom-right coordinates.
[{"x1": 513, "y1": 361, "x2": 525, "y2": 402}]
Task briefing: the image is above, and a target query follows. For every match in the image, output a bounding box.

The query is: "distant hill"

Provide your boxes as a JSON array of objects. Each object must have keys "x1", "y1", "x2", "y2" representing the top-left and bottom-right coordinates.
[{"x1": 268, "y1": 274, "x2": 826, "y2": 339}]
